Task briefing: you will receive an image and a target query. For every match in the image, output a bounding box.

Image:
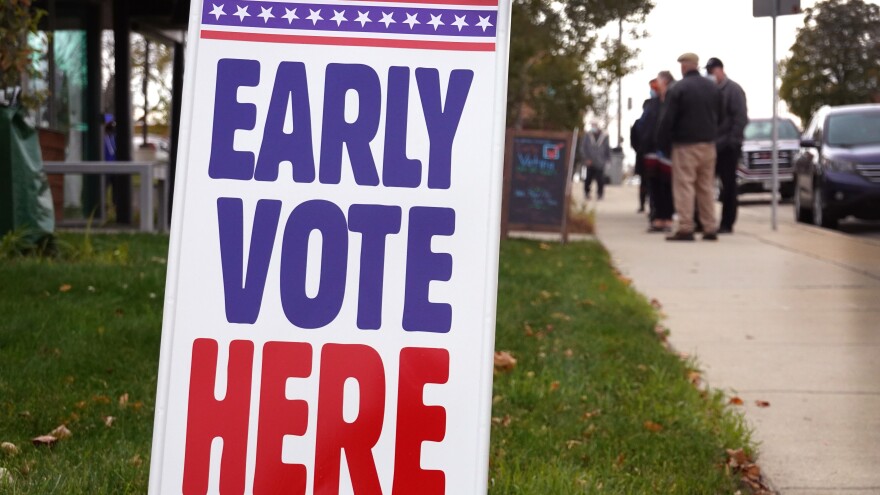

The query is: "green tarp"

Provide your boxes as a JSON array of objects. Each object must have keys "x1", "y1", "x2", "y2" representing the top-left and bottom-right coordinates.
[{"x1": 0, "y1": 106, "x2": 55, "y2": 242}]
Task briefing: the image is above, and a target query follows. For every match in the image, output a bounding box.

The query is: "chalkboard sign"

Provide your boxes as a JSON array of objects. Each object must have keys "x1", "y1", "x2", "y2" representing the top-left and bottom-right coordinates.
[{"x1": 502, "y1": 129, "x2": 576, "y2": 242}]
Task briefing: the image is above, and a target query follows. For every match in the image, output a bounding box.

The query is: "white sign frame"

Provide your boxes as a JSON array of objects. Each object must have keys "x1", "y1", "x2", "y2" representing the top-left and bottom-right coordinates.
[{"x1": 148, "y1": 0, "x2": 512, "y2": 493}]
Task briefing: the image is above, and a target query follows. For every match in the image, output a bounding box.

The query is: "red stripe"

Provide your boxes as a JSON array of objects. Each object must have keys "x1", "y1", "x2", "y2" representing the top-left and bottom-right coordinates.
[{"x1": 200, "y1": 29, "x2": 495, "y2": 51}]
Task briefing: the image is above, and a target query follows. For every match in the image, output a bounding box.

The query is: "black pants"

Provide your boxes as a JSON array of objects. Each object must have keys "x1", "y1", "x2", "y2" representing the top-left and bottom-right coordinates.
[
  {"x1": 585, "y1": 166, "x2": 605, "y2": 198},
  {"x1": 717, "y1": 145, "x2": 740, "y2": 230},
  {"x1": 650, "y1": 174, "x2": 674, "y2": 220}
]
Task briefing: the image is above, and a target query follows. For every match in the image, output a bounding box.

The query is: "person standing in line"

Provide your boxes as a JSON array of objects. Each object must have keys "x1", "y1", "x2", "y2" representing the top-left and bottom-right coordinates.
[
  {"x1": 656, "y1": 52, "x2": 722, "y2": 241},
  {"x1": 642, "y1": 71, "x2": 676, "y2": 232},
  {"x1": 705, "y1": 57, "x2": 748, "y2": 234},
  {"x1": 582, "y1": 121, "x2": 611, "y2": 200},
  {"x1": 631, "y1": 79, "x2": 660, "y2": 214}
]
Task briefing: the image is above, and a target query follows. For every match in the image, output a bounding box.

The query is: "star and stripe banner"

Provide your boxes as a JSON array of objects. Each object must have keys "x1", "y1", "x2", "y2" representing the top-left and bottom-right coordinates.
[{"x1": 199, "y1": 0, "x2": 499, "y2": 51}]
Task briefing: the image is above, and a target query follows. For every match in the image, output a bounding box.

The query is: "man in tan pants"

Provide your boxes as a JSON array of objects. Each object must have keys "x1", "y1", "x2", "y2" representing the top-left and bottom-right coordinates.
[{"x1": 656, "y1": 53, "x2": 722, "y2": 241}]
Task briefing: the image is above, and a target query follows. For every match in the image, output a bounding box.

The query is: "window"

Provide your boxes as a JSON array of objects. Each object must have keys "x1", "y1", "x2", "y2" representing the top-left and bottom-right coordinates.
[
  {"x1": 826, "y1": 111, "x2": 880, "y2": 147},
  {"x1": 744, "y1": 120, "x2": 800, "y2": 140}
]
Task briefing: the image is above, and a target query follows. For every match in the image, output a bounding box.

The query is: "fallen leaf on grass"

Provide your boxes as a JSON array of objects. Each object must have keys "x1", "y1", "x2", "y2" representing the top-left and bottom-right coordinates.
[
  {"x1": 1, "y1": 442, "x2": 19, "y2": 456},
  {"x1": 650, "y1": 298, "x2": 663, "y2": 309},
  {"x1": 130, "y1": 454, "x2": 144, "y2": 467},
  {"x1": 523, "y1": 323, "x2": 534, "y2": 336},
  {"x1": 565, "y1": 440, "x2": 583, "y2": 449},
  {"x1": 59, "y1": 284, "x2": 72, "y2": 292},
  {"x1": 0, "y1": 467, "x2": 12, "y2": 486},
  {"x1": 643, "y1": 420, "x2": 663, "y2": 433},
  {"x1": 119, "y1": 393, "x2": 130, "y2": 407},
  {"x1": 92, "y1": 395, "x2": 111, "y2": 405},
  {"x1": 726, "y1": 449, "x2": 772, "y2": 492},
  {"x1": 50, "y1": 425, "x2": 72, "y2": 440},
  {"x1": 539, "y1": 290, "x2": 552, "y2": 300},
  {"x1": 582, "y1": 410, "x2": 601, "y2": 421},
  {"x1": 493, "y1": 351, "x2": 517, "y2": 372},
  {"x1": 539, "y1": 243, "x2": 552, "y2": 251},
  {"x1": 598, "y1": 283, "x2": 608, "y2": 292},
  {"x1": 725, "y1": 448, "x2": 751, "y2": 468},
  {"x1": 579, "y1": 299, "x2": 596, "y2": 308},
  {"x1": 31, "y1": 435, "x2": 57, "y2": 447},
  {"x1": 687, "y1": 370, "x2": 702, "y2": 386},
  {"x1": 491, "y1": 415, "x2": 512, "y2": 427},
  {"x1": 563, "y1": 349, "x2": 574, "y2": 358},
  {"x1": 104, "y1": 416, "x2": 116, "y2": 427},
  {"x1": 653, "y1": 325, "x2": 669, "y2": 341},
  {"x1": 549, "y1": 381, "x2": 561, "y2": 392},
  {"x1": 729, "y1": 396, "x2": 744, "y2": 406},
  {"x1": 755, "y1": 400, "x2": 771, "y2": 408},
  {"x1": 551, "y1": 312, "x2": 571, "y2": 321}
]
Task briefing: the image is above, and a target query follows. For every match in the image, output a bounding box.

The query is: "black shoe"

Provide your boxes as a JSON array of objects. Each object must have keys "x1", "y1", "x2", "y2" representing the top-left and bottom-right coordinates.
[
  {"x1": 637, "y1": 207, "x2": 645, "y2": 213},
  {"x1": 647, "y1": 225, "x2": 671, "y2": 233},
  {"x1": 718, "y1": 227, "x2": 733, "y2": 234},
  {"x1": 666, "y1": 231, "x2": 695, "y2": 241},
  {"x1": 702, "y1": 232, "x2": 718, "y2": 241}
]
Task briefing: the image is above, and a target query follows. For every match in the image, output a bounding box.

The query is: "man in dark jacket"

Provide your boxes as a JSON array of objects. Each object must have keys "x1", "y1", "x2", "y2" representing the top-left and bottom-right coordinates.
[
  {"x1": 705, "y1": 57, "x2": 748, "y2": 234},
  {"x1": 656, "y1": 52, "x2": 722, "y2": 241}
]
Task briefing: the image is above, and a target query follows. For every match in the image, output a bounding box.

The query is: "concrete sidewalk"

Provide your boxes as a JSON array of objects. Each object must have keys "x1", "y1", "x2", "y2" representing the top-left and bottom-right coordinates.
[{"x1": 588, "y1": 184, "x2": 880, "y2": 494}]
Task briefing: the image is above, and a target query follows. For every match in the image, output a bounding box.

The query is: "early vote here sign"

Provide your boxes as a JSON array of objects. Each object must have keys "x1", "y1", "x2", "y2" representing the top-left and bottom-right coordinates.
[{"x1": 148, "y1": 0, "x2": 510, "y2": 494}]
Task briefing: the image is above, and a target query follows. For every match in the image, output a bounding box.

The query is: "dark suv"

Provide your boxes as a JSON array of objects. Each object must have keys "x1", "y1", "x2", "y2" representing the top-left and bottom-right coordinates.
[
  {"x1": 738, "y1": 118, "x2": 801, "y2": 198},
  {"x1": 793, "y1": 104, "x2": 880, "y2": 228}
]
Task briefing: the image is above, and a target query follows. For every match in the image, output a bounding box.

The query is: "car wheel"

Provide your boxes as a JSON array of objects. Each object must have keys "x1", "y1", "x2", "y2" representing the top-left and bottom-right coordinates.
[
  {"x1": 811, "y1": 183, "x2": 838, "y2": 229},
  {"x1": 793, "y1": 182, "x2": 812, "y2": 223}
]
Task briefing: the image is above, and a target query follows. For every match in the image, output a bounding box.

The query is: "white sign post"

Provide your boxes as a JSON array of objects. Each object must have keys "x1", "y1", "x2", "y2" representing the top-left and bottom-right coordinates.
[
  {"x1": 148, "y1": 0, "x2": 512, "y2": 493},
  {"x1": 754, "y1": 0, "x2": 801, "y2": 230}
]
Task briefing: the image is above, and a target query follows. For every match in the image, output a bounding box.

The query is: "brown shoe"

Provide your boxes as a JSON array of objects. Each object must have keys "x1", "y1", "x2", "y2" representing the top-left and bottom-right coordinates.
[
  {"x1": 666, "y1": 231, "x2": 695, "y2": 241},
  {"x1": 702, "y1": 232, "x2": 718, "y2": 241}
]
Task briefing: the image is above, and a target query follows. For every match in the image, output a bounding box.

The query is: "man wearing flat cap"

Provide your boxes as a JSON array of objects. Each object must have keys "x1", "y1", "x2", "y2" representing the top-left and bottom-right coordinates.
[
  {"x1": 656, "y1": 52, "x2": 722, "y2": 241},
  {"x1": 705, "y1": 57, "x2": 748, "y2": 234}
]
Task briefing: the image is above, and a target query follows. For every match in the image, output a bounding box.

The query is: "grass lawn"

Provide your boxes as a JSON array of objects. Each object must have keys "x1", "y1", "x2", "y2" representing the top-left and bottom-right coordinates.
[{"x1": 0, "y1": 234, "x2": 753, "y2": 493}]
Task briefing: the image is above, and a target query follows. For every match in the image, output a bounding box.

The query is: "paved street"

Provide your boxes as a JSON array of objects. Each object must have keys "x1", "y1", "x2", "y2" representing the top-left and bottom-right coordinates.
[
  {"x1": 588, "y1": 183, "x2": 880, "y2": 494},
  {"x1": 738, "y1": 193, "x2": 880, "y2": 242}
]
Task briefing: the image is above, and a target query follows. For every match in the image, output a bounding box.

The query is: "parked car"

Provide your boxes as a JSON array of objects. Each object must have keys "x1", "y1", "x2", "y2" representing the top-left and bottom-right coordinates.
[
  {"x1": 793, "y1": 104, "x2": 880, "y2": 228},
  {"x1": 133, "y1": 134, "x2": 170, "y2": 163},
  {"x1": 737, "y1": 118, "x2": 801, "y2": 198}
]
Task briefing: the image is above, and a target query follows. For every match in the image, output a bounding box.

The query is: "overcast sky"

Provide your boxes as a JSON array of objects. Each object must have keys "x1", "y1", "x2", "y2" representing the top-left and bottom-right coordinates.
[{"x1": 607, "y1": 0, "x2": 877, "y2": 150}]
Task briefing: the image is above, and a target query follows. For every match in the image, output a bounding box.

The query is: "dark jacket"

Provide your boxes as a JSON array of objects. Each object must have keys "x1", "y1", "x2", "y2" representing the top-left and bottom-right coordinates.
[
  {"x1": 656, "y1": 70, "x2": 721, "y2": 150},
  {"x1": 635, "y1": 96, "x2": 663, "y2": 155},
  {"x1": 716, "y1": 77, "x2": 748, "y2": 149}
]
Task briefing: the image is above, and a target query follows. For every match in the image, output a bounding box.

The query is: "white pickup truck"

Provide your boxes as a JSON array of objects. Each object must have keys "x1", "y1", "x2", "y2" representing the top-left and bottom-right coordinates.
[{"x1": 738, "y1": 118, "x2": 801, "y2": 199}]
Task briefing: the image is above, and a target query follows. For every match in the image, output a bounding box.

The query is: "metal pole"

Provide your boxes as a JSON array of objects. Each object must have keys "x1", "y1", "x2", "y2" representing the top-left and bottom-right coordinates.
[
  {"x1": 142, "y1": 40, "x2": 150, "y2": 144},
  {"x1": 771, "y1": 1, "x2": 779, "y2": 231},
  {"x1": 616, "y1": 18, "x2": 623, "y2": 149},
  {"x1": 47, "y1": 0, "x2": 57, "y2": 129}
]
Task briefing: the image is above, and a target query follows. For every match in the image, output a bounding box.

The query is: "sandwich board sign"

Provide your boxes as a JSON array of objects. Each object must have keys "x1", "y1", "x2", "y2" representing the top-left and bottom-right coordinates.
[{"x1": 147, "y1": 0, "x2": 512, "y2": 493}]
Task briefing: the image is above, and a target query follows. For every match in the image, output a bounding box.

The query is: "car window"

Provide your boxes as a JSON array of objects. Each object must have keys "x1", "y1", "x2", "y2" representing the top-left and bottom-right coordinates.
[
  {"x1": 826, "y1": 111, "x2": 880, "y2": 147},
  {"x1": 744, "y1": 120, "x2": 800, "y2": 140}
]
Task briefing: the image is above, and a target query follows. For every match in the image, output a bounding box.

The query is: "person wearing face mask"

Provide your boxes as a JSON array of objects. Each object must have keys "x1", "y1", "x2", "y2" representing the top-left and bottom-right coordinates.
[
  {"x1": 656, "y1": 52, "x2": 722, "y2": 241},
  {"x1": 642, "y1": 71, "x2": 676, "y2": 232},
  {"x1": 582, "y1": 121, "x2": 611, "y2": 200},
  {"x1": 705, "y1": 57, "x2": 748, "y2": 234},
  {"x1": 631, "y1": 79, "x2": 661, "y2": 214}
]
